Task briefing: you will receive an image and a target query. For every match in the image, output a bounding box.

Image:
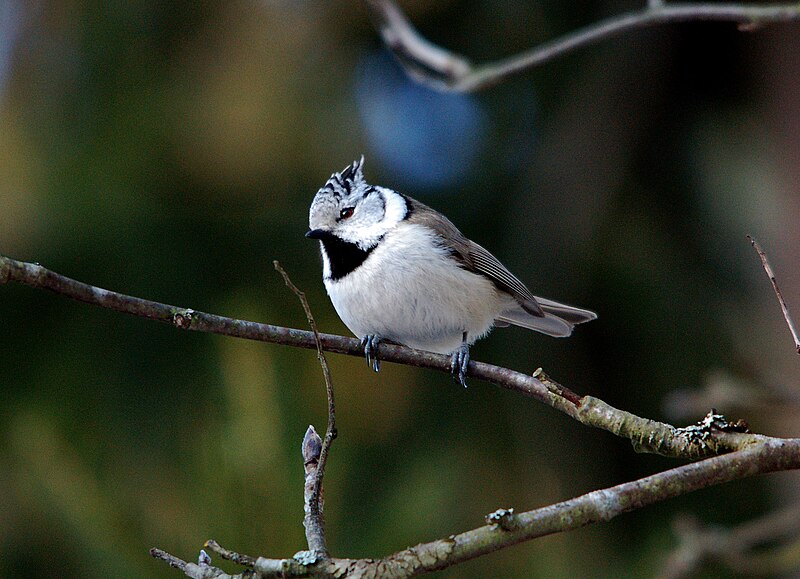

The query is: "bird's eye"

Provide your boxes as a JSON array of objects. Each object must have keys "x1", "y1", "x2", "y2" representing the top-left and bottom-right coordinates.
[{"x1": 339, "y1": 207, "x2": 355, "y2": 220}]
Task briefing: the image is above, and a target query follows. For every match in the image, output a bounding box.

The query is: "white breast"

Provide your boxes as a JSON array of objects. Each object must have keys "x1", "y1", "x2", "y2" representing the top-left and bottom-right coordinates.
[{"x1": 324, "y1": 223, "x2": 509, "y2": 354}]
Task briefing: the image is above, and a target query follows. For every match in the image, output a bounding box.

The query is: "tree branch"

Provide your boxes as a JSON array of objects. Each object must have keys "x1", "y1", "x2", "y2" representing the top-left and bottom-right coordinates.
[
  {"x1": 364, "y1": 0, "x2": 800, "y2": 91},
  {"x1": 0, "y1": 254, "x2": 765, "y2": 458}
]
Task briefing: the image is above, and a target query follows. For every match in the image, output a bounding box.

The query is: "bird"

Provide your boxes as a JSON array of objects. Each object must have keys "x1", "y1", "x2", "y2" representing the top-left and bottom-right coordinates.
[{"x1": 306, "y1": 157, "x2": 596, "y2": 386}]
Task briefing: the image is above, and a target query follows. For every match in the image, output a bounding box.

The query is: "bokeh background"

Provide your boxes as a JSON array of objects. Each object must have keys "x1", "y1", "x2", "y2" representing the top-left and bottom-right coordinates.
[{"x1": 1, "y1": 1, "x2": 799, "y2": 576}]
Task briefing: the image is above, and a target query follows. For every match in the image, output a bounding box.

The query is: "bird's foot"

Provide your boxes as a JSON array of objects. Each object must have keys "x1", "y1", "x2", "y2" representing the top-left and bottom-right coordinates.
[
  {"x1": 360, "y1": 334, "x2": 383, "y2": 372},
  {"x1": 450, "y1": 335, "x2": 470, "y2": 388}
]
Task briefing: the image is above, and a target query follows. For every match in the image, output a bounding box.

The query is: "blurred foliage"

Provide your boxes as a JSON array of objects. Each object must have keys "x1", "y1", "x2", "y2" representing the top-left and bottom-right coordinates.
[{"x1": 1, "y1": 1, "x2": 799, "y2": 577}]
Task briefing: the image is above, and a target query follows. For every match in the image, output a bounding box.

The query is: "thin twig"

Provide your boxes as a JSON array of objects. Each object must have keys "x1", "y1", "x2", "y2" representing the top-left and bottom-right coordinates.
[
  {"x1": 150, "y1": 548, "x2": 189, "y2": 572},
  {"x1": 274, "y1": 261, "x2": 335, "y2": 556},
  {"x1": 364, "y1": 0, "x2": 800, "y2": 91},
  {"x1": 747, "y1": 236, "x2": 800, "y2": 354},
  {"x1": 150, "y1": 546, "x2": 231, "y2": 578},
  {"x1": 203, "y1": 540, "x2": 315, "y2": 578},
  {"x1": 0, "y1": 254, "x2": 761, "y2": 458},
  {"x1": 203, "y1": 539, "x2": 256, "y2": 568}
]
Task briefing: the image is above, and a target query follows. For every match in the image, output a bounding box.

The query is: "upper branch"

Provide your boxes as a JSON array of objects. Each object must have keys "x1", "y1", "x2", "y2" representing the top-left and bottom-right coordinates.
[{"x1": 364, "y1": 0, "x2": 800, "y2": 91}]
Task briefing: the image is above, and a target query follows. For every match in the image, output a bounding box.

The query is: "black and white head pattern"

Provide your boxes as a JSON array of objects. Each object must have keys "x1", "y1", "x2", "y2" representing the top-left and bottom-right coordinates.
[{"x1": 308, "y1": 157, "x2": 409, "y2": 279}]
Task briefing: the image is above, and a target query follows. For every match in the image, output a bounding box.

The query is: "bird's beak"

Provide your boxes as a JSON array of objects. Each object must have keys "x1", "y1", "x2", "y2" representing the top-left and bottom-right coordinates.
[{"x1": 305, "y1": 229, "x2": 328, "y2": 240}]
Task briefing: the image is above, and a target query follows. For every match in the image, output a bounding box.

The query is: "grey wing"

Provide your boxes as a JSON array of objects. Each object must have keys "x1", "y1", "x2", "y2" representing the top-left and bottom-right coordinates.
[
  {"x1": 463, "y1": 239, "x2": 598, "y2": 328},
  {"x1": 466, "y1": 241, "x2": 545, "y2": 317},
  {"x1": 405, "y1": 196, "x2": 597, "y2": 333},
  {"x1": 405, "y1": 196, "x2": 545, "y2": 317}
]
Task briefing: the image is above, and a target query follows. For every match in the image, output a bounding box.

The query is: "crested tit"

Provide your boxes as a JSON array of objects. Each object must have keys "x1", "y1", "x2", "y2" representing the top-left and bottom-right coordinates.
[{"x1": 306, "y1": 157, "x2": 596, "y2": 385}]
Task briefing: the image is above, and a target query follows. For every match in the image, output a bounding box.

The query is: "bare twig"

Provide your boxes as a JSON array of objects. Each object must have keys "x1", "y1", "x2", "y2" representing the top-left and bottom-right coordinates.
[
  {"x1": 274, "y1": 261, "x2": 336, "y2": 556},
  {"x1": 747, "y1": 236, "x2": 800, "y2": 354},
  {"x1": 203, "y1": 539, "x2": 256, "y2": 568},
  {"x1": 534, "y1": 370, "x2": 761, "y2": 458},
  {"x1": 204, "y1": 540, "x2": 316, "y2": 578},
  {"x1": 0, "y1": 254, "x2": 762, "y2": 458},
  {"x1": 150, "y1": 548, "x2": 189, "y2": 572},
  {"x1": 364, "y1": 0, "x2": 800, "y2": 91},
  {"x1": 149, "y1": 548, "x2": 229, "y2": 579}
]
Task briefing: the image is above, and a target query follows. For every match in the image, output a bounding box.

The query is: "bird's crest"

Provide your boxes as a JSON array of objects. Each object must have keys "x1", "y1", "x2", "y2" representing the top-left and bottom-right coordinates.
[{"x1": 322, "y1": 155, "x2": 366, "y2": 198}]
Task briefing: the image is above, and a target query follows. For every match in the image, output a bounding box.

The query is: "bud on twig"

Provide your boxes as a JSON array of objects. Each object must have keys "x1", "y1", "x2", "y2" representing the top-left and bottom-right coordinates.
[{"x1": 303, "y1": 425, "x2": 322, "y2": 469}]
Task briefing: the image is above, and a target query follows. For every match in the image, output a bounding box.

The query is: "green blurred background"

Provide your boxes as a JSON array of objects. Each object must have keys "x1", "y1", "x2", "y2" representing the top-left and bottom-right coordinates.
[{"x1": 1, "y1": 1, "x2": 799, "y2": 576}]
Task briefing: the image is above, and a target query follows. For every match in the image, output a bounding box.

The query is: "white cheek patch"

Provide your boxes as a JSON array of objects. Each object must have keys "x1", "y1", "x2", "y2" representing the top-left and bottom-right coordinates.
[{"x1": 354, "y1": 187, "x2": 407, "y2": 248}]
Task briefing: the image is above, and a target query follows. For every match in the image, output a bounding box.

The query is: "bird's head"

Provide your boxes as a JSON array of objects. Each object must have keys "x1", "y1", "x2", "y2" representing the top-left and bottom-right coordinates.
[{"x1": 307, "y1": 157, "x2": 408, "y2": 250}]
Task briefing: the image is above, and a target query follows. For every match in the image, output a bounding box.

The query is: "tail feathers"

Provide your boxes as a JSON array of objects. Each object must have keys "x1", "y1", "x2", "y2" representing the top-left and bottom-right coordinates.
[
  {"x1": 496, "y1": 298, "x2": 596, "y2": 338},
  {"x1": 536, "y1": 297, "x2": 597, "y2": 325}
]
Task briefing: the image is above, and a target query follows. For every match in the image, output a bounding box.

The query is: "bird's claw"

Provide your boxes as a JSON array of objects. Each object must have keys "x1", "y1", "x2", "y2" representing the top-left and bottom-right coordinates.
[
  {"x1": 450, "y1": 342, "x2": 470, "y2": 388},
  {"x1": 360, "y1": 334, "x2": 382, "y2": 372}
]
